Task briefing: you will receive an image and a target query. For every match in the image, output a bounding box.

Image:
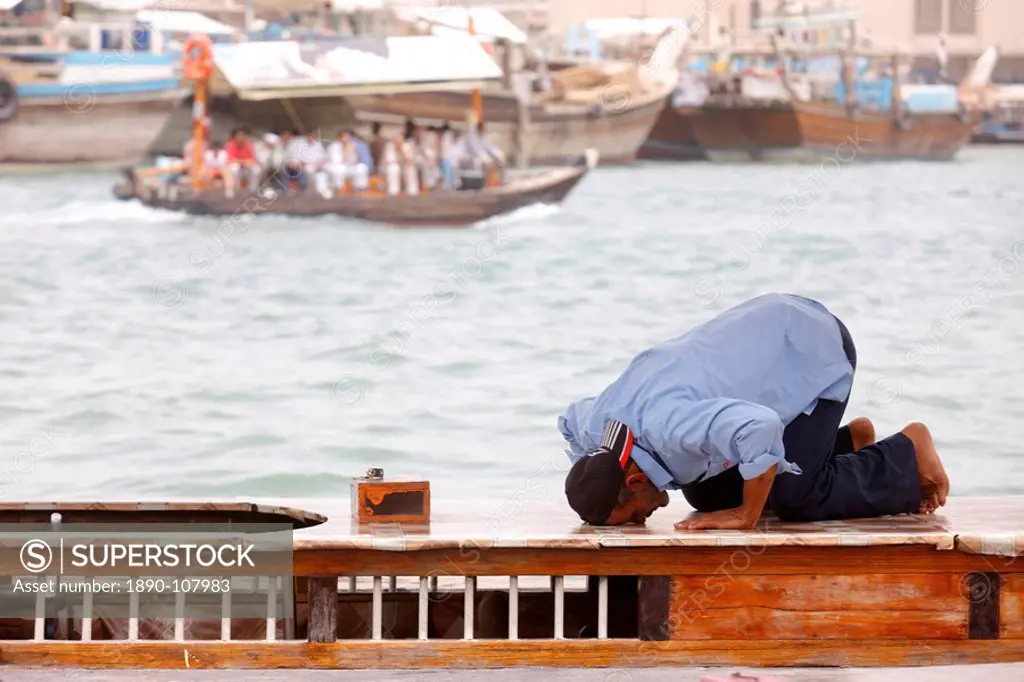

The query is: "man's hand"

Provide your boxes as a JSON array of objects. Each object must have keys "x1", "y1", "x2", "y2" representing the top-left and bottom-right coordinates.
[
  {"x1": 674, "y1": 466, "x2": 777, "y2": 531},
  {"x1": 675, "y1": 508, "x2": 758, "y2": 531}
]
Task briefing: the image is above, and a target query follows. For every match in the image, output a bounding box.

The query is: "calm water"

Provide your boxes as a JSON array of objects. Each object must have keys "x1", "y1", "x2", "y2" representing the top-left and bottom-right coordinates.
[{"x1": 1, "y1": 146, "x2": 1022, "y2": 515}]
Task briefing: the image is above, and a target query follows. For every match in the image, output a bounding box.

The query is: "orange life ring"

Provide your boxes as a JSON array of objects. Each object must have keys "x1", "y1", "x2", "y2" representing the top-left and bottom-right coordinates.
[{"x1": 182, "y1": 34, "x2": 214, "y2": 81}]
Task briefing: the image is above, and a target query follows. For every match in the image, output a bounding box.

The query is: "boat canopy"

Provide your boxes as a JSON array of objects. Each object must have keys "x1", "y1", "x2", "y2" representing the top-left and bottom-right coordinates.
[
  {"x1": 577, "y1": 17, "x2": 689, "y2": 39},
  {"x1": 210, "y1": 34, "x2": 503, "y2": 101},
  {"x1": 249, "y1": 0, "x2": 384, "y2": 11},
  {"x1": 136, "y1": 10, "x2": 237, "y2": 36},
  {"x1": 392, "y1": 6, "x2": 527, "y2": 44},
  {"x1": 68, "y1": 0, "x2": 159, "y2": 10}
]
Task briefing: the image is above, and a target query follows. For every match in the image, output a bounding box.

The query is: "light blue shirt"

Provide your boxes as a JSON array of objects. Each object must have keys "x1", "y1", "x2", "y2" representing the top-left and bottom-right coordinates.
[
  {"x1": 355, "y1": 139, "x2": 374, "y2": 173},
  {"x1": 558, "y1": 294, "x2": 854, "y2": 489}
]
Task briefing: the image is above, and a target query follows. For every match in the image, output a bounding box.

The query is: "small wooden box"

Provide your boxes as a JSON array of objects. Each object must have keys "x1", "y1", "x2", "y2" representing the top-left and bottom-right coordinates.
[{"x1": 350, "y1": 474, "x2": 430, "y2": 524}]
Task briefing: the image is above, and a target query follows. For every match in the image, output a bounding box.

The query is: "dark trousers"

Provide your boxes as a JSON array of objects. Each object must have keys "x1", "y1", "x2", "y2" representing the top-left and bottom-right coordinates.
[
  {"x1": 680, "y1": 316, "x2": 922, "y2": 522},
  {"x1": 282, "y1": 162, "x2": 308, "y2": 191}
]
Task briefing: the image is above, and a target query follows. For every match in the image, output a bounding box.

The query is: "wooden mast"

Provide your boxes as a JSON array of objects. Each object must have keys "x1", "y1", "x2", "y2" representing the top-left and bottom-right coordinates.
[
  {"x1": 184, "y1": 35, "x2": 214, "y2": 192},
  {"x1": 891, "y1": 51, "x2": 902, "y2": 124},
  {"x1": 467, "y1": 6, "x2": 483, "y2": 124},
  {"x1": 841, "y1": 19, "x2": 855, "y2": 115},
  {"x1": 190, "y1": 77, "x2": 209, "y2": 191}
]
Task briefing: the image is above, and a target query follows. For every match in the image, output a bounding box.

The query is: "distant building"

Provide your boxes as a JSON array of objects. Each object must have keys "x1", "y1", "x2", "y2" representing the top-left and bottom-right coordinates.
[{"x1": 544, "y1": 0, "x2": 1024, "y2": 81}]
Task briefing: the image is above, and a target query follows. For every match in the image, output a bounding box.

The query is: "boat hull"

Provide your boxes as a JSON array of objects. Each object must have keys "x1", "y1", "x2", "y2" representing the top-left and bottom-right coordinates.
[
  {"x1": 689, "y1": 99, "x2": 804, "y2": 163},
  {"x1": 637, "y1": 105, "x2": 707, "y2": 161},
  {"x1": 971, "y1": 124, "x2": 1024, "y2": 144},
  {"x1": 120, "y1": 164, "x2": 590, "y2": 227},
  {"x1": 0, "y1": 89, "x2": 185, "y2": 165},
  {"x1": 792, "y1": 101, "x2": 978, "y2": 161},
  {"x1": 345, "y1": 88, "x2": 670, "y2": 167}
]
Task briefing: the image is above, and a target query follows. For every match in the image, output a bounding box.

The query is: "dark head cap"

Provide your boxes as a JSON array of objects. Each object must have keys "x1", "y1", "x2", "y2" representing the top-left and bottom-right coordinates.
[{"x1": 564, "y1": 448, "x2": 625, "y2": 525}]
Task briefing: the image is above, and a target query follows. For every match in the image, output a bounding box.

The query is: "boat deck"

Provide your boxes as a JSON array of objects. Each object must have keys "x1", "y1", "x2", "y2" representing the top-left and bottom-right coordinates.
[
  {"x1": 0, "y1": 496, "x2": 1022, "y2": 670},
  {"x1": 288, "y1": 495, "x2": 1023, "y2": 555}
]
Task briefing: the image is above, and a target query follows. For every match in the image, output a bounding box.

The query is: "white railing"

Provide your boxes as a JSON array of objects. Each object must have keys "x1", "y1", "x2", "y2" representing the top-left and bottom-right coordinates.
[{"x1": 17, "y1": 573, "x2": 610, "y2": 642}]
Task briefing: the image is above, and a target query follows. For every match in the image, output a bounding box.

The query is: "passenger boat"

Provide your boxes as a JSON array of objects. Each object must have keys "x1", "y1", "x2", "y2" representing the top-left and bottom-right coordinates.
[
  {"x1": 0, "y1": 492, "x2": 1022, "y2": 670},
  {"x1": 126, "y1": 32, "x2": 595, "y2": 227},
  {"x1": 113, "y1": 153, "x2": 596, "y2": 227},
  {"x1": 0, "y1": 1, "x2": 188, "y2": 167}
]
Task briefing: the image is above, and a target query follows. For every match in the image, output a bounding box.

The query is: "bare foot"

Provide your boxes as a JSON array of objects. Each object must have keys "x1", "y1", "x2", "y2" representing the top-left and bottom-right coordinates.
[
  {"x1": 847, "y1": 417, "x2": 876, "y2": 451},
  {"x1": 901, "y1": 422, "x2": 950, "y2": 514}
]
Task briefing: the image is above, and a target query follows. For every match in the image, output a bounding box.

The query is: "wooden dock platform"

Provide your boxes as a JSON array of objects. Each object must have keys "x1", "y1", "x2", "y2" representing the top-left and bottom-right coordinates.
[
  {"x1": 2, "y1": 663, "x2": 1024, "y2": 680},
  {"x1": 0, "y1": 496, "x2": 1021, "y2": 671}
]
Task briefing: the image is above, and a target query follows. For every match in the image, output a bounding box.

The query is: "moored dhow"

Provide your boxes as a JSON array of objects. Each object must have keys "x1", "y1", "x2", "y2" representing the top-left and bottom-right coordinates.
[
  {"x1": 345, "y1": 20, "x2": 686, "y2": 168},
  {"x1": 0, "y1": 492, "x2": 1023, "y2": 670},
  {"x1": 776, "y1": 43, "x2": 985, "y2": 162},
  {"x1": 0, "y1": 0, "x2": 187, "y2": 167}
]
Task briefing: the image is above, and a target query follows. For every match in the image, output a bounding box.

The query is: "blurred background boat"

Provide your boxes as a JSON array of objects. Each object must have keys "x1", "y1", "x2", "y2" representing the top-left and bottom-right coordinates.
[
  {"x1": 0, "y1": 0, "x2": 187, "y2": 166},
  {"x1": 972, "y1": 84, "x2": 1024, "y2": 144},
  {"x1": 343, "y1": 7, "x2": 681, "y2": 167}
]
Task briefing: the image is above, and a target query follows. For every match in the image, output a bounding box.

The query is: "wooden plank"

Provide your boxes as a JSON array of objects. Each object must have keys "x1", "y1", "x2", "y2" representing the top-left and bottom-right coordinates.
[
  {"x1": 1001, "y1": 574, "x2": 1024, "y2": 638},
  {"x1": 637, "y1": 576, "x2": 670, "y2": 641},
  {"x1": 967, "y1": 572, "x2": 1001, "y2": 639},
  {"x1": 293, "y1": 546, "x2": 1012, "y2": 578},
  {"x1": 672, "y1": 607, "x2": 966, "y2": 640},
  {"x1": 1, "y1": 639, "x2": 1024, "y2": 668},
  {"x1": 306, "y1": 578, "x2": 338, "y2": 643},
  {"x1": 672, "y1": 574, "x2": 966, "y2": 611},
  {"x1": 669, "y1": 574, "x2": 968, "y2": 640}
]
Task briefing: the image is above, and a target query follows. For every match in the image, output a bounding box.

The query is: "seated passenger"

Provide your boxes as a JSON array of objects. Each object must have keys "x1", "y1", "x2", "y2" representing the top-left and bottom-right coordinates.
[
  {"x1": 438, "y1": 122, "x2": 457, "y2": 189},
  {"x1": 400, "y1": 133, "x2": 420, "y2": 195},
  {"x1": 381, "y1": 135, "x2": 403, "y2": 196},
  {"x1": 204, "y1": 140, "x2": 229, "y2": 185},
  {"x1": 417, "y1": 125, "x2": 440, "y2": 191},
  {"x1": 256, "y1": 132, "x2": 285, "y2": 187},
  {"x1": 326, "y1": 130, "x2": 369, "y2": 193},
  {"x1": 453, "y1": 122, "x2": 505, "y2": 189},
  {"x1": 224, "y1": 127, "x2": 260, "y2": 197}
]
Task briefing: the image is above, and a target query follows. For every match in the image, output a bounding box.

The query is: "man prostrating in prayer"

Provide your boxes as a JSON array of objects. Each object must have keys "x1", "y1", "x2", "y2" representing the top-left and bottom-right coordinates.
[{"x1": 559, "y1": 293, "x2": 949, "y2": 530}]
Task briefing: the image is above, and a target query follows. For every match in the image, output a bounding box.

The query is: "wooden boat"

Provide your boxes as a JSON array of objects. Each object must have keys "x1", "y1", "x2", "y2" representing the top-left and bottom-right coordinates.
[
  {"x1": 790, "y1": 98, "x2": 978, "y2": 160},
  {"x1": 765, "y1": 32, "x2": 994, "y2": 162},
  {"x1": 0, "y1": 76, "x2": 185, "y2": 166},
  {"x1": 113, "y1": 152, "x2": 596, "y2": 227},
  {"x1": 345, "y1": 28, "x2": 686, "y2": 168},
  {"x1": 690, "y1": 95, "x2": 804, "y2": 163},
  {"x1": 0, "y1": 15, "x2": 187, "y2": 167},
  {"x1": 347, "y1": 82, "x2": 672, "y2": 167},
  {"x1": 637, "y1": 104, "x2": 707, "y2": 161},
  {"x1": 780, "y1": 55, "x2": 979, "y2": 161},
  {"x1": 0, "y1": 494, "x2": 1023, "y2": 670},
  {"x1": 639, "y1": 4, "x2": 858, "y2": 164},
  {"x1": 972, "y1": 87, "x2": 1024, "y2": 144}
]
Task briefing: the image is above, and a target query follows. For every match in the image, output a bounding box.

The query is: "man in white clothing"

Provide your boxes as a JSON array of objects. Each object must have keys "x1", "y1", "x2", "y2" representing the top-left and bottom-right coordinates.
[
  {"x1": 326, "y1": 130, "x2": 369, "y2": 193},
  {"x1": 256, "y1": 132, "x2": 285, "y2": 187}
]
